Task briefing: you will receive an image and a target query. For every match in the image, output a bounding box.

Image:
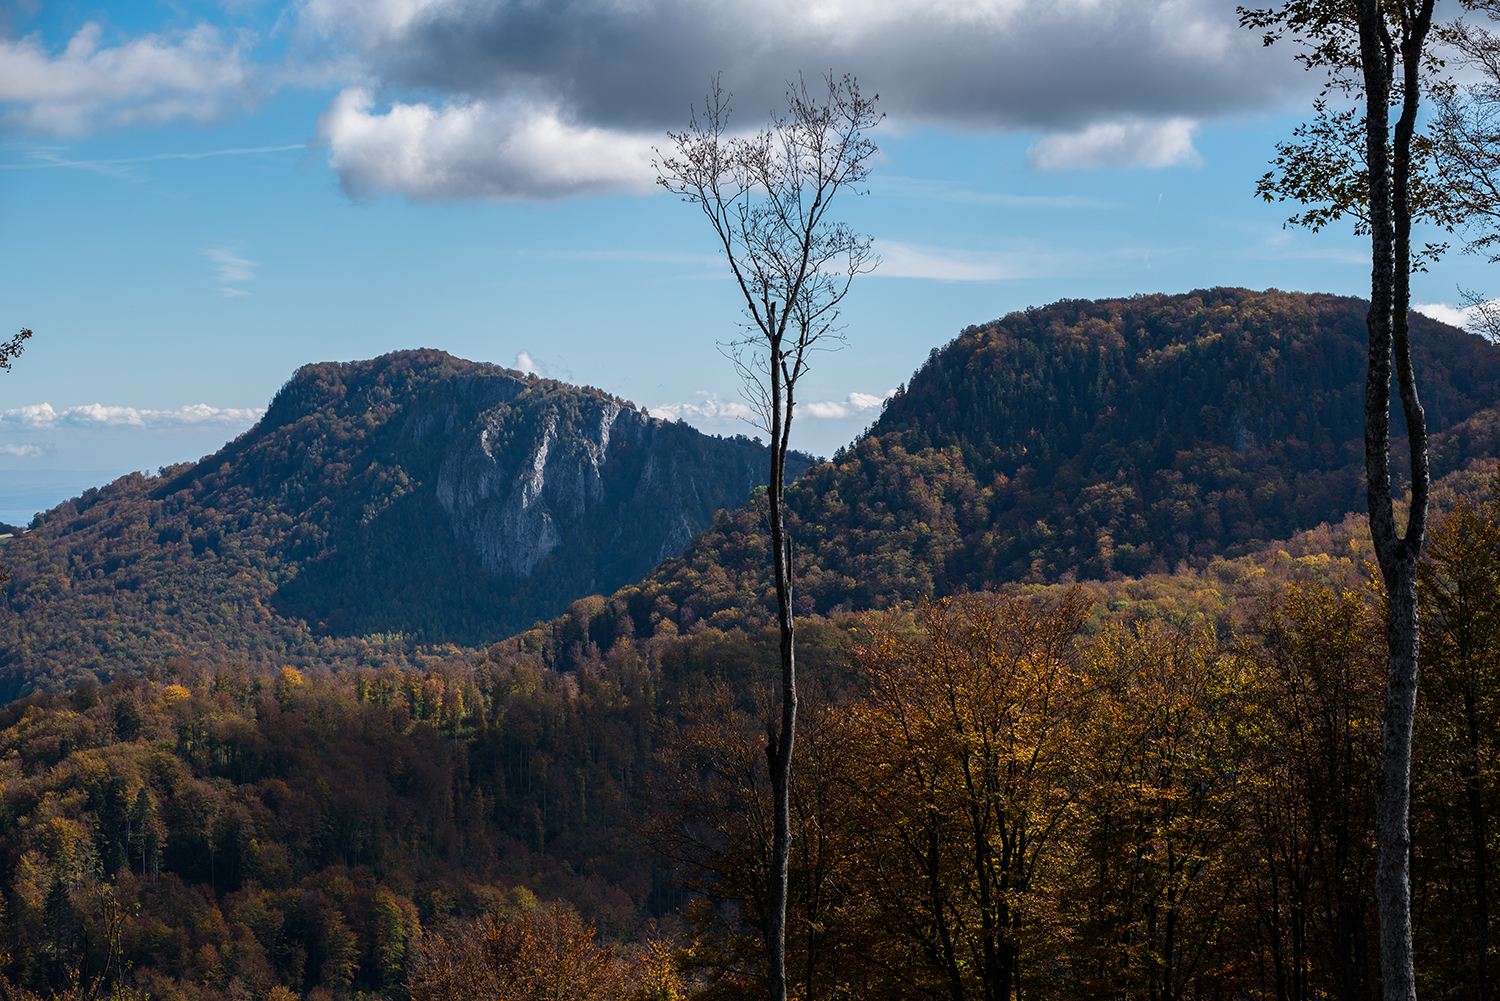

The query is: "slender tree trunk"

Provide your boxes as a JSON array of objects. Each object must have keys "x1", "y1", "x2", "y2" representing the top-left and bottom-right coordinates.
[
  {"x1": 1376, "y1": 566, "x2": 1421, "y2": 1001},
  {"x1": 765, "y1": 314, "x2": 797, "y2": 1001},
  {"x1": 1465, "y1": 687, "x2": 1492, "y2": 1001},
  {"x1": 1354, "y1": 5, "x2": 1435, "y2": 1001}
]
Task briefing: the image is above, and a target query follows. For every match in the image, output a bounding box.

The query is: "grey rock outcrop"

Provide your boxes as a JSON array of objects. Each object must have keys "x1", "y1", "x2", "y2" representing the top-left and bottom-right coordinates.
[{"x1": 425, "y1": 379, "x2": 798, "y2": 588}]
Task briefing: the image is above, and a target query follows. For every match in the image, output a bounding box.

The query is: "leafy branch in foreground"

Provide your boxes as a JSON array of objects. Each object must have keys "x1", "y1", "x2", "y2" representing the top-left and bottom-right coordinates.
[{"x1": 0, "y1": 329, "x2": 30, "y2": 372}]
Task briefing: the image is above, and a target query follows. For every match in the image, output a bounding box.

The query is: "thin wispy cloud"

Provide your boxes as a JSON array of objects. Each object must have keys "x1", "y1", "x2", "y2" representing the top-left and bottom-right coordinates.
[
  {"x1": 873, "y1": 240, "x2": 1075, "y2": 282},
  {"x1": 0, "y1": 144, "x2": 305, "y2": 173},
  {"x1": 0, "y1": 403, "x2": 266, "y2": 430},
  {"x1": 202, "y1": 247, "x2": 259, "y2": 296},
  {"x1": 872, "y1": 176, "x2": 1115, "y2": 210},
  {"x1": 532, "y1": 248, "x2": 722, "y2": 266}
]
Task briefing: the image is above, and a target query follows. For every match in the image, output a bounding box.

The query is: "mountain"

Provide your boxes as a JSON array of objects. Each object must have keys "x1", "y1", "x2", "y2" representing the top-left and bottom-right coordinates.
[
  {"x1": 5, "y1": 288, "x2": 1500, "y2": 689},
  {"x1": 594, "y1": 288, "x2": 1500, "y2": 638},
  {"x1": 2, "y1": 289, "x2": 1500, "y2": 1001},
  {"x1": 0, "y1": 349, "x2": 809, "y2": 688}
]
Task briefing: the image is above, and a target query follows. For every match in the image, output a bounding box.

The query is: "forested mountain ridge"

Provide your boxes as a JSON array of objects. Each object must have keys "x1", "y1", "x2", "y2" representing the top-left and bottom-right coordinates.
[
  {"x1": 0, "y1": 349, "x2": 809, "y2": 688},
  {"x1": 599, "y1": 288, "x2": 1500, "y2": 638},
  {"x1": 4, "y1": 289, "x2": 1499, "y2": 688}
]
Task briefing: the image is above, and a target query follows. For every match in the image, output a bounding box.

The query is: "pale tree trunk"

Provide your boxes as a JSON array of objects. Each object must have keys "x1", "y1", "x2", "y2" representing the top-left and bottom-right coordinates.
[
  {"x1": 1354, "y1": 3, "x2": 1435, "y2": 1000},
  {"x1": 765, "y1": 313, "x2": 797, "y2": 1001}
]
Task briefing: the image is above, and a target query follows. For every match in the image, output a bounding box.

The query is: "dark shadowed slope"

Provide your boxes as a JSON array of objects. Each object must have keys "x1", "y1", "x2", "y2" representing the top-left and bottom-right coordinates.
[
  {"x1": 604, "y1": 289, "x2": 1500, "y2": 637},
  {"x1": 0, "y1": 350, "x2": 809, "y2": 687}
]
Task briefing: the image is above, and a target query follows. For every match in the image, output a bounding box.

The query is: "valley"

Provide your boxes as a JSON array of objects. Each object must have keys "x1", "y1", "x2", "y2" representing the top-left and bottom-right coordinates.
[{"x1": 0, "y1": 288, "x2": 1498, "y2": 1000}]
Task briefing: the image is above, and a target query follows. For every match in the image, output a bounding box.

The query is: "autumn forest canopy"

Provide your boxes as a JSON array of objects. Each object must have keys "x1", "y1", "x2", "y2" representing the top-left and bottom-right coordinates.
[{"x1": 4, "y1": 287, "x2": 1500, "y2": 1001}]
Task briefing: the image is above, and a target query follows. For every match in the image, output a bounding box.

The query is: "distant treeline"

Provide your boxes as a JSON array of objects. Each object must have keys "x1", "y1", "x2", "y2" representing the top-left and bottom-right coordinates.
[{"x1": 1, "y1": 471, "x2": 1499, "y2": 1000}]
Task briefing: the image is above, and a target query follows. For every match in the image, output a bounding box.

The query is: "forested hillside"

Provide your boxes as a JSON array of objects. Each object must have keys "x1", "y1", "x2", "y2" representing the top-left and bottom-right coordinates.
[
  {"x1": 1, "y1": 470, "x2": 1498, "y2": 1000},
  {"x1": 5, "y1": 289, "x2": 1500, "y2": 692},
  {"x1": 603, "y1": 288, "x2": 1500, "y2": 636},
  {"x1": 3, "y1": 282, "x2": 1500, "y2": 998},
  {"x1": 0, "y1": 350, "x2": 809, "y2": 690}
]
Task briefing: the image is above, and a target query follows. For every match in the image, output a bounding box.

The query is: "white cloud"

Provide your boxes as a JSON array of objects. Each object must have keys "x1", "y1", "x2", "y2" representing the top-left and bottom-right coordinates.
[
  {"x1": 1413, "y1": 302, "x2": 1476, "y2": 329},
  {"x1": 0, "y1": 403, "x2": 266, "y2": 430},
  {"x1": 203, "y1": 247, "x2": 259, "y2": 296},
  {"x1": 318, "y1": 88, "x2": 657, "y2": 201},
  {"x1": 0, "y1": 22, "x2": 253, "y2": 136},
  {"x1": 798, "y1": 390, "x2": 894, "y2": 419},
  {"x1": 876, "y1": 242, "x2": 1029, "y2": 282},
  {"x1": 652, "y1": 389, "x2": 892, "y2": 425},
  {"x1": 873, "y1": 239, "x2": 1118, "y2": 281},
  {"x1": 301, "y1": 0, "x2": 1303, "y2": 136},
  {"x1": 3, "y1": 0, "x2": 1307, "y2": 198},
  {"x1": 649, "y1": 393, "x2": 757, "y2": 424},
  {"x1": 872, "y1": 175, "x2": 1115, "y2": 209},
  {"x1": 514, "y1": 350, "x2": 546, "y2": 377},
  {"x1": 297, "y1": 0, "x2": 1296, "y2": 201},
  {"x1": 1027, "y1": 117, "x2": 1202, "y2": 172},
  {"x1": 0, "y1": 443, "x2": 52, "y2": 458}
]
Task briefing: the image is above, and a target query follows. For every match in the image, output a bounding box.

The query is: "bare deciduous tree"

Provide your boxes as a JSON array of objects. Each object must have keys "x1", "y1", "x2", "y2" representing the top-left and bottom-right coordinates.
[{"x1": 655, "y1": 72, "x2": 879, "y2": 1001}]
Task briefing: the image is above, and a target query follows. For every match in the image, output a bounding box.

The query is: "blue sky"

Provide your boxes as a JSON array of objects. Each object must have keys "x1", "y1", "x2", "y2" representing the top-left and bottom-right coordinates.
[{"x1": 1, "y1": 0, "x2": 1493, "y2": 525}]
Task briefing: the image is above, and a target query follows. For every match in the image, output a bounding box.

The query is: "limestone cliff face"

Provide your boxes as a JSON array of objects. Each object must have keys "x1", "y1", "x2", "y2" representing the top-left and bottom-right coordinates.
[
  {"x1": 430, "y1": 384, "x2": 783, "y2": 587},
  {"x1": 128, "y1": 349, "x2": 812, "y2": 643}
]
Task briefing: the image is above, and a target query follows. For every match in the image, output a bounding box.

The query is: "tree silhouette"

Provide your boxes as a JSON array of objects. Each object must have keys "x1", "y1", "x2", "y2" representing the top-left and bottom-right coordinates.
[{"x1": 655, "y1": 72, "x2": 879, "y2": 1001}]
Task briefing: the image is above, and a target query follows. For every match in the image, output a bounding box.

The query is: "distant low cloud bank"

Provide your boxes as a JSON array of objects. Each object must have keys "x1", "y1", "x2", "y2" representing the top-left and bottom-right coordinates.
[
  {"x1": 1, "y1": 403, "x2": 266, "y2": 430},
  {"x1": 651, "y1": 390, "x2": 892, "y2": 426},
  {"x1": 0, "y1": 443, "x2": 53, "y2": 458}
]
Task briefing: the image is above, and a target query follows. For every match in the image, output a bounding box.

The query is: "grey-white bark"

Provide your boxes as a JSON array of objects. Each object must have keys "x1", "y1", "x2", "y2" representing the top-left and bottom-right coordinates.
[{"x1": 1353, "y1": 3, "x2": 1435, "y2": 1001}]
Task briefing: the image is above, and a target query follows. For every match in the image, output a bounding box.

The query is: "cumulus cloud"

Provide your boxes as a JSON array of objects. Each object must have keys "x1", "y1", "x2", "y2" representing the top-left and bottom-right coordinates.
[
  {"x1": 1, "y1": 403, "x2": 266, "y2": 430},
  {"x1": 318, "y1": 88, "x2": 657, "y2": 201},
  {"x1": 652, "y1": 389, "x2": 891, "y2": 425},
  {"x1": 1, "y1": 0, "x2": 1309, "y2": 197},
  {"x1": 0, "y1": 22, "x2": 253, "y2": 136},
  {"x1": 0, "y1": 443, "x2": 52, "y2": 458},
  {"x1": 300, "y1": 0, "x2": 1298, "y2": 134},
  {"x1": 294, "y1": 0, "x2": 1300, "y2": 200},
  {"x1": 798, "y1": 391, "x2": 894, "y2": 420},
  {"x1": 648, "y1": 393, "x2": 757, "y2": 425},
  {"x1": 1027, "y1": 117, "x2": 1202, "y2": 171},
  {"x1": 1413, "y1": 302, "x2": 1472, "y2": 328},
  {"x1": 514, "y1": 350, "x2": 546, "y2": 377}
]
